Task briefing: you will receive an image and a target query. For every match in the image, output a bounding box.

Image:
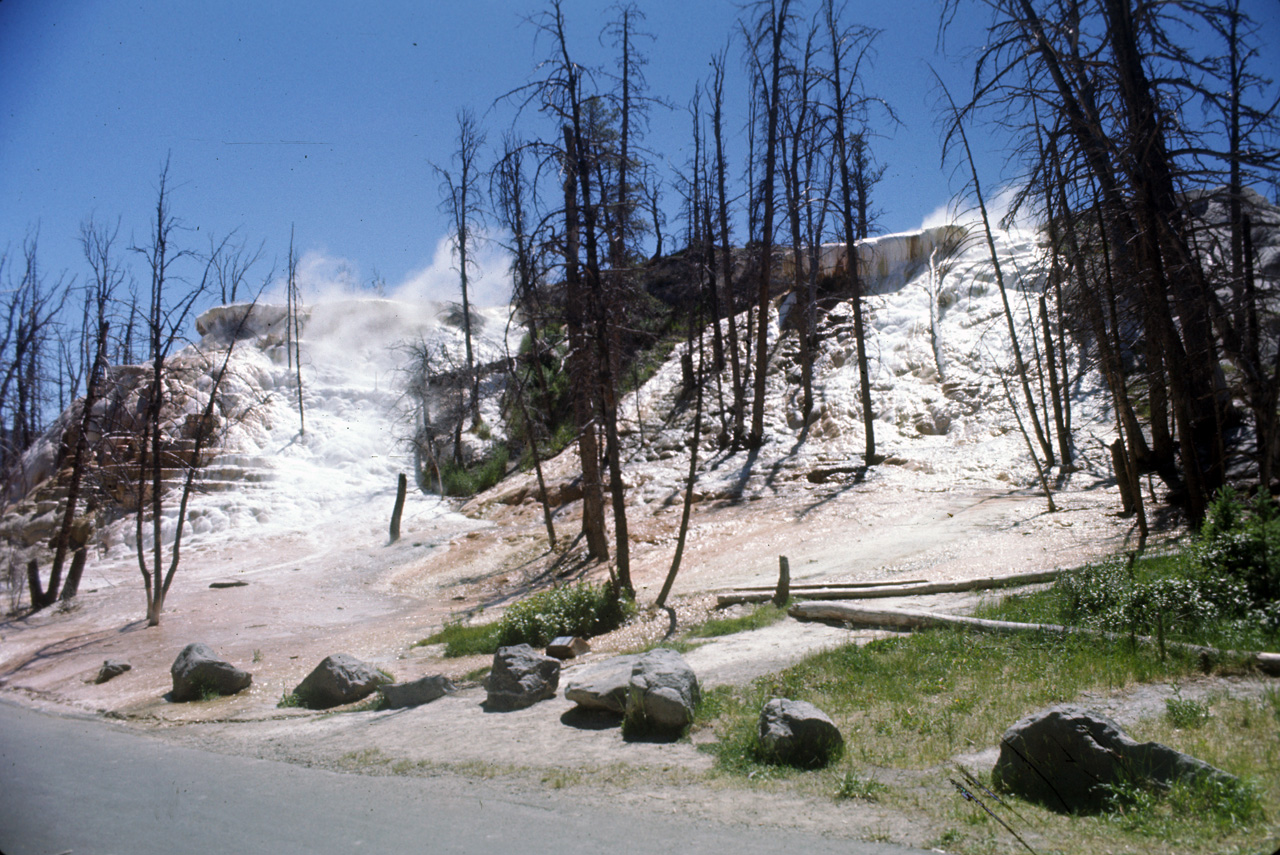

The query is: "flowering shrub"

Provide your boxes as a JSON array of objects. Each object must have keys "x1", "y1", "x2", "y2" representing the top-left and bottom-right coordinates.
[
  {"x1": 1051, "y1": 489, "x2": 1280, "y2": 647},
  {"x1": 496, "y1": 581, "x2": 634, "y2": 648}
]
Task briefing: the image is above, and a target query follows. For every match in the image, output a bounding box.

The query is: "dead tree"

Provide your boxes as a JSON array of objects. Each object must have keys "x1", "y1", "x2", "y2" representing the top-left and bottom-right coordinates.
[
  {"x1": 743, "y1": 0, "x2": 793, "y2": 449},
  {"x1": 286, "y1": 226, "x2": 304, "y2": 437},
  {"x1": 129, "y1": 159, "x2": 237, "y2": 626},
  {"x1": 710, "y1": 49, "x2": 748, "y2": 448},
  {"x1": 434, "y1": 109, "x2": 487, "y2": 428},
  {"x1": 822, "y1": 0, "x2": 881, "y2": 465}
]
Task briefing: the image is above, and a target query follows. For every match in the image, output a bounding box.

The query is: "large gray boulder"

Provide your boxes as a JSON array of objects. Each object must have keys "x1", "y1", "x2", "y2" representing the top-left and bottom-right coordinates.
[
  {"x1": 758, "y1": 698, "x2": 844, "y2": 768},
  {"x1": 380, "y1": 675, "x2": 456, "y2": 710},
  {"x1": 993, "y1": 705, "x2": 1239, "y2": 813},
  {"x1": 292, "y1": 654, "x2": 390, "y2": 710},
  {"x1": 624, "y1": 648, "x2": 700, "y2": 734},
  {"x1": 170, "y1": 643, "x2": 252, "y2": 702},
  {"x1": 485, "y1": 645, "x2": 561, "y2": 711},
  {"x1": 564, "y1": 654, "x2": 640, "y2": 713}
]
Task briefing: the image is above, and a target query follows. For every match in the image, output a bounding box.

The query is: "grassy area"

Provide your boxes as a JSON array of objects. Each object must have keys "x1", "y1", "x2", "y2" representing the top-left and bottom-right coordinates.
[
  {"x1": 692, "y1": 626, "x2": 1279, "y2": 854},
  {"x1": 696, "y1": 628, "x2": 1207, "y2": 773},
  {"x1": 688, "y1": 490, "x2": 1280, "y2": 853},
  {"x1": 416, "y1": 620, "x2": 502, "y2": 658},
  {"x1": 685, "y1": 603, "x2": 789, "y2": 639}
]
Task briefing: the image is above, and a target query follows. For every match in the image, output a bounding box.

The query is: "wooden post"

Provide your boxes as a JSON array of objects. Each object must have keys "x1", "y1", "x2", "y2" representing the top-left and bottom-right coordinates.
[
  {"x1": 389, "y1": 473, "x2": 407, "y2": 543},
  {"x1": 773, "y1": 555, "x2": 790, "y2": 607}
]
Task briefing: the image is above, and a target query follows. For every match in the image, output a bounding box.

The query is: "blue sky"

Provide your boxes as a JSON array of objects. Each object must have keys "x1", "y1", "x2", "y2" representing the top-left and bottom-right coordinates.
[{"x1": 1, "y1": 1, "x2": 1275, "y2": 309}]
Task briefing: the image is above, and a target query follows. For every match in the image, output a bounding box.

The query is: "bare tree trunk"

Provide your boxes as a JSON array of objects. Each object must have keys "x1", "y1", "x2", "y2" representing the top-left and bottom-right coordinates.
[
  {"x1": 747, "y1": 0, "x2": 792, "y2": 449},
  {"x1": 825, "y1": 2, "x2": 877, "y2": 465},
  {"x1": 657, "y1": 285, "x2": 706, "y2": 609},
  {"x1": 561, "y1": 127, "x2": 609, "y2": 562},
  {"x1": 711, "y1": 51, "x2": 745, "y2": 448},
  {"x1": 940, "y1": 78, "x2": 1053, "y2": 468}
]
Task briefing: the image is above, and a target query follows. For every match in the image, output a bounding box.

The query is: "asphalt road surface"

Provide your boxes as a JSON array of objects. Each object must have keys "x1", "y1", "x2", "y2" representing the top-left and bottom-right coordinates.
[{"x1": 0, "y1": 700, "x2": 929, "y2": 855}]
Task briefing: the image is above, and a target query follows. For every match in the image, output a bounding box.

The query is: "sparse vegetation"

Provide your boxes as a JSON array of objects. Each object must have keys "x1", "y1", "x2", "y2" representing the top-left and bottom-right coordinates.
[
  {"x1": 832, "y1": 769, "x2": 887, "y2": 802},
  {"x1": 686, "y1": 603, "x2": 787, "y2": 639},
  {"x1": 438, "y1": 444, "x2": 510, "y2": 497},
  {"x1": 1165, "y1": 690, "x2": 1212, "y2": 730},
  {"x1": 418, "y1": 620, "x2": 503, "y2": 658},
  {"x1": 976, "y1": 489, "x2": 1280, "y2": 654}
]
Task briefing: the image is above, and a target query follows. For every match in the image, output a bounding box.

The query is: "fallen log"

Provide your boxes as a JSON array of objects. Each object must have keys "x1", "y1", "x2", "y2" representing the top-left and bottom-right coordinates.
[
  {"x1": 725, "y1": 578, "x2": 929, "y2": 593},
  {"x1": 717, "y1": 569, "x2": 1062, "y2": 607},
  {"x1": 788, "y1": 601, "x2": 1280, "y2": 677}
]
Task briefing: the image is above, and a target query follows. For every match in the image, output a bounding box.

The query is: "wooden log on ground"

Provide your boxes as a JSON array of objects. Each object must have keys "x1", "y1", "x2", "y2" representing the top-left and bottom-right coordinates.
[
  {"x1": 788, "y1": 601, "x2": 1280, "y2": 676},
  {"x1": 717, "y1": 569, "x2": 1063, "y2": 607},
  {"x1": 726, "y1": 579, "x2": 929, "y2": 593}
]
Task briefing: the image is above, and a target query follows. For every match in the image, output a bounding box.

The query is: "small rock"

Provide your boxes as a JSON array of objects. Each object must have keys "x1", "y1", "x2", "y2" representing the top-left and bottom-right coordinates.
[
  {"x1": 758, "y1": 698, "x2": 844, "y2": 768},
  {"x1": 485, "y1": 644, "x2": 560, "y2": 711},
  {"x1": 209, "y1": 580, "x2": 249, "y2": 589},
  {"x1": 380, "y1": 675, "x2": 456, "y2": 710},
  {"x1": 564, "y1": 654, "x2": 640, "y2": 713},
  {"x1": 170, "y1": 643, "x2": 252, "y2": 702},
  {"x1": 292, "y1": 654, "x2": 390, "y2": 709},
  {"x1": 993, "y1": 704, "x2": 1240, "y2": 813},
  {"x1": 547, "y1": 636, "x2": 590, "y2": 660},
  {"x1": 94, "y1": 659, "x2": 132, "y2": 685},
  {"x1": 625, "y1": 648, "x2": 700, "y2": 734}
]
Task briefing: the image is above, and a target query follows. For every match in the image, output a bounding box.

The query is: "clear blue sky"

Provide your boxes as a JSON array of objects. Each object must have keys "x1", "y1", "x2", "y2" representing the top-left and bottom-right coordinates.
[{"x1": 2, "y1": 1, "x2": 1274, "y2": 309}]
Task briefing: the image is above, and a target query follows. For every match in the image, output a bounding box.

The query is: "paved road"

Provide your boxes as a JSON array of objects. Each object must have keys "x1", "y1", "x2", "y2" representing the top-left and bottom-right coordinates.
[{"x1": 0, "y1": 701, "x2": 927, "y2": 855}]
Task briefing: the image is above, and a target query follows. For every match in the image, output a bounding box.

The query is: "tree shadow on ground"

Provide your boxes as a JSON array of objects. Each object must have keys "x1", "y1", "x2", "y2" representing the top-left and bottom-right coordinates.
[
  {"x1": 794, "y1": 464, "x2": 869, "y2": 519},
  {"x1": 0, "y1": 618, "x2": 148, "y2": 682}
]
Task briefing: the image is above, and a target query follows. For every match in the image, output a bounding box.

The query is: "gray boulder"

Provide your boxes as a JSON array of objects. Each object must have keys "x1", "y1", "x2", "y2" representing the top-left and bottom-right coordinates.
[
  {"x1": 993, "y1": 705, "x2": 1239, "y2": 813},
  {"x1": 564, "y1": 654, "x2": 640, "y2": 713},
  {"x1": 624, "y1": 648, "x2": 700, "y2": 734},
  {"x1": 758, "y1": 698, "x2": 844, "y2": 768},
  {"x1": 292, "y1": 654, "x2": 390, "y2": 709},
  {"x1": 485, "y1": 644, "x2": 561, "y2": 711},
  {"x1": 94, "y1": 659, "x2": 132, "y2": 685},
  {"x1": 380, "y1": 675, "x2": 456, "y2": 710},
  {"x1": 170, "y1": 643, "x2": 252, "y2": 702}
]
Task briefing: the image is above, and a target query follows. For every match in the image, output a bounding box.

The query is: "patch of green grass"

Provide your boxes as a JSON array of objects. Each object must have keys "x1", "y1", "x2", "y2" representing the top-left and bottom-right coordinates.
[
  {"x1": 1104, "y1": 773, "x2": 1265, "y2": 838},
  {"x1": 417, "y1": 620, "x2": 503, "y2": 658},
  {"x1": 277, "y1": 690, "x2": 303, "y2": 708},
  {"x1": 640, "y1": 638, "x2": 702, "y2": 655},
  {"x1": 697, "y1": 626, "x2": 1279, "y2": 854},
  {"x1": 1164, "y1": 690, "x2": 1212, "y2": 730},
  {"x1": 833, "y1": 769, "x2": 888, "y2": 802},
  {"x1": 461, "y1": 664, "x2": 491, "y2": 683},
  {"x1": 438, "y1": 444, "x2": 510, "y2": 497},
  {"x1": 687, "y1": 603, "x2": 788, "y2": 639},
  {"x1": 701, "y1": 628, "x2": 1205, "y2": 774},
  {"x1": 336, "y1": 748, "x2": 392, "y2": 772}
]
